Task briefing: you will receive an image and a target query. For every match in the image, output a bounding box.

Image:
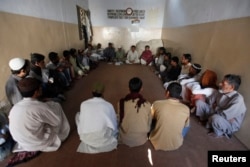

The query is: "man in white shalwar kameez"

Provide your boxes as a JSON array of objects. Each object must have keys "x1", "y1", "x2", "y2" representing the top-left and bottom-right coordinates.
[
  {"x1": 9, "y1": 78, "x2": 70, "y2": 153},
  {"x1": 75, "y1": 82, "x2": 118, "y2": 154},
  {"x1": 126, "y1": 45, "x2": 140, "y2": 64}
]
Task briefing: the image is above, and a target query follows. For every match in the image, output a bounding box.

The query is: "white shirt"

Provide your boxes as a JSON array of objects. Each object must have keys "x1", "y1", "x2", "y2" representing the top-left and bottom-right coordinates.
[
  {"x1": 9, "y1": 98, "x2": 70, "y2": 152},
  {"x1": 75, "y1": 97, "x2": 118, "y2": 153},
  {"x1": 127, "y1": 50, "x2": 139, "y2": 63}
]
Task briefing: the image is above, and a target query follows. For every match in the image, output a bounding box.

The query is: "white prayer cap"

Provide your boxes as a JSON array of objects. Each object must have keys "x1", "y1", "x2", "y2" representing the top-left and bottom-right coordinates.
[{"x1": 9, "y1": 58, "x2": 25, "y2": 70}]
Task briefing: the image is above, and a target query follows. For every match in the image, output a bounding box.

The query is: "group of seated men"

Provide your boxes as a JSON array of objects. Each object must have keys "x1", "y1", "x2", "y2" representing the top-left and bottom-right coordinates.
[
  {"x1": 151, "y1": 47, "x2": 246, "y2": 140},
  {"x1": 83, "y1": 42, "x2": 156, "y2": 66},
  {"x1": 0, "y1": 43, "x2": 247, "y2": 166},
  {"x1": 1, "y1": 46, "x2": 102, "y2": 164}
]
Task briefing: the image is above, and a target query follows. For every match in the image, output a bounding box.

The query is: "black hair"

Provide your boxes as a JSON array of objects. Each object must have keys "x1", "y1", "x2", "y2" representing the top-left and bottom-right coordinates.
[
  {"x1": 158, "y1": 47, "x2": 166, "y2": 53},
  {"x1": 48, "y1": 52, "x2": 58, "y2": 61},
  {"x1": 165, "y1": 52, "x2": 172, "y2": 59},
  {"x1": 92, "y1": 92, "x2": 103, "y2": 97},
  {"x1": 30, "y1": 53, "x2": 45, "y2": 65},
  {"x1": 224, "y1": 74, "x2": 241, "y2": 91},
  {"x1": 18, "y1": 78, "x2": 41, "y2": 97},
  {"x1": 63, "y1": 50, "x2": 70, "y2": 58},
  {"x1": 183, "y1": 53, "x2": 192, "y2": 62},
  {"x1": 167, "y1": 82, "x2": 182, "y2": 99},
  {"x1": 171, "y1": 56, "x2": 179, "y2": 64},
  {"x1": 129, "y1": 77, "x2": 142, "y2": 93},
  {"x1": 70, "y1": 48, "x2": 77, "y2": 55}
]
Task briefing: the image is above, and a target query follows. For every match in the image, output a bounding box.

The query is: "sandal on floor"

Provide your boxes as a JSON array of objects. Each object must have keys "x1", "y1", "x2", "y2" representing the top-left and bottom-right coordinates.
[{"x1": 6, "y1": 151, "x2": 41, "y2": 167}]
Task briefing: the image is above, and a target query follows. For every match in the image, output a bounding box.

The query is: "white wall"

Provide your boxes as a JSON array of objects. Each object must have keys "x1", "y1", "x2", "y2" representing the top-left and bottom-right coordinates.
[
  {"x1": 89, "y1": 0, "x2": 166, "y2": 28},
  {"x1": 163, "y1": 0, "x2": 250, "y2": 27},
  {"x1": 0, "y1": 0, "x2": 89, "y2": 24}
]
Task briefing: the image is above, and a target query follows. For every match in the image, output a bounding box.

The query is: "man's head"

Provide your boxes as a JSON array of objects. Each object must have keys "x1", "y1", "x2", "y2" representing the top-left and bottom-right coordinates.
[
  {"x1": 181, "y1": 54, "x2": 192, "y2": 65},
  {"x1": 48, "y1": 52, "x2": 59, "y2": 65},
  {"x1": 166, "y1": 82, "x2": 182, "y2": 99},
  {"x1": 131, "y1": 45, "x2": 136, "y2": 51},
  {"x1": 158, "y1": 47, "x2": 166, "y2": 54},
  {"x1": 9, "y1": 58, "x2": 30, "y2": 77},
  {"x1": 108, "y1": 42, "x2": 113, "y2": 47},
  {"x1": 63, "y1": 50, "x2": 70, "y2": 59},
  {"x1": 31, "y1": 53, "x2": 45, "y2": 68},
  {"x1": 129, "y1": 77, "x2": 142, "y2": 93},
  {"x1": 97, "y1": 43, "x2": 102, "y2": 49},
  {"x1": 87, "y1": 44, "x2": 93, "y2": 49},
  {"x1": 189, "y1": 63, "x2": 202, "y2": 76},
  {"x1": 18, "y1": 78, "x2": 41, "y2": 98},
  {"x1": 145, "y1": 45, "x2": 150, "y2": 50},
  {"x1": 92, "y1": 82, "x2": 105, "y2": 97},
  {"x1": 70, "y1": 48, "x2": 77, "y2": 56},
  {"x1": 171, "y1": 56, "x2": 179, "y2": 66},
  {"x1": 220, "y1": 74, "x2": 241, "y2": 93},
  {"x1": 164, "y1": 52, "x2": 172, "y2": 61}
]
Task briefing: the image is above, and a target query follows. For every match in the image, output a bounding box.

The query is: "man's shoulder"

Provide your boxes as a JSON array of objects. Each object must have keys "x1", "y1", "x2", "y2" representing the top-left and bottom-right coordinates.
[
  {"x1": 231, "y1": 91, "x2": 246, "y2": 104},
  {"x1": 152, "y1": 99, "x2": 167, "y2": 105},
  {"x1": 178, "y1": 102, "x2": 190, "y2": 112},
  {"x1": 5, "y1": 75, "x2": 18, "y2": 89},
  {"x1": 153, "y1": 99, "x2": 189, "y2": 107},
  {"x1": 81, "y1": 98, "x2": 94, "y2": 104},
  {"x1": 124, "y1": 99, "x2": 151, "y2": 106},
  {"x1": 5, "y1": 75, "x2": 14, "y2": 84},
  {"x1": 82, "y1": 97, "x2": 111, "y2": 104}
]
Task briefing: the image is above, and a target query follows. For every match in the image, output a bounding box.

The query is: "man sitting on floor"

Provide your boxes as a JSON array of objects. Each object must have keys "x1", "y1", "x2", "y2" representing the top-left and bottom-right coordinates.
[
  {"x1": 75, "y1": 82, "x2": 118, "y2": 153},
  {"x1": 103, "y1": 42, "x2": 116, "y2": 62},
  {"x1": 126, "y1": 45, "x2": 140, "y2": 64},
  {"x1": 140, "y1": 45, "x2": 153, "y2": 66},
  {"x1": 178, "y1": 63, "x2": 202, "y2": 103},
  {"x1": 5, "y1": 58, "x2": 30, "y2": 106},
  {"x1": 8, "y1": 78, "x2": 70, "y2": 166},
  {"x1": 195, "y1": 74, "x2": 246, "y2": 138},
  {"x1": 149, "y1": 82, "x2": 190, "y2": 151},
  {"x1": 118, "y1": 77, "x2": 152, "y2": 147}
]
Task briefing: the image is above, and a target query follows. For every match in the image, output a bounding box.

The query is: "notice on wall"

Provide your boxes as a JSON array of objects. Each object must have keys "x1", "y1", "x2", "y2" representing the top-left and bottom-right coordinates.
[{"x1": 107, "y1": 9, "x2": 145, "y2": 19}]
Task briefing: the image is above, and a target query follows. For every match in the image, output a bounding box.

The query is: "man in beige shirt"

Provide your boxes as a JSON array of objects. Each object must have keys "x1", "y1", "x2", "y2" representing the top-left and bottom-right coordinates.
[
  {"x1": 150, "y1": 82, "x2": 190, "y2": 151},
  {"x1": 118, "y1": 77, "x2": 152, "y2": 147}
]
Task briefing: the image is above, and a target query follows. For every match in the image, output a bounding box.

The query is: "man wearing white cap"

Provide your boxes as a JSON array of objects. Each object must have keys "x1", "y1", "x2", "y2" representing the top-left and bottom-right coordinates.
[
  {"x1": 5, "y1": 58, "x2": 30, "y2": 105},
  {"x1": 179, "y1": 63, "x2": 202, "y2": 103}
]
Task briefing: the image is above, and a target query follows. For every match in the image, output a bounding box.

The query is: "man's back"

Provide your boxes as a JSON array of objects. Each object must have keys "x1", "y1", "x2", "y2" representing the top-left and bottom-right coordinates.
[
  {"x1": 79, "y1": 97, "x2": 117, "y2": 133},
  {"x1": 76, "y1": 97, "x2": 118, "y2": 153},
  {"x1": 118, "y1": 98, "x2": 151, "y2": 147},
  {"x1": 9, "y1": 98, "x2": 70, "y2": 152},
  {"x1": 150, "y1": 99, "x2": 189, "y2": 151}
]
